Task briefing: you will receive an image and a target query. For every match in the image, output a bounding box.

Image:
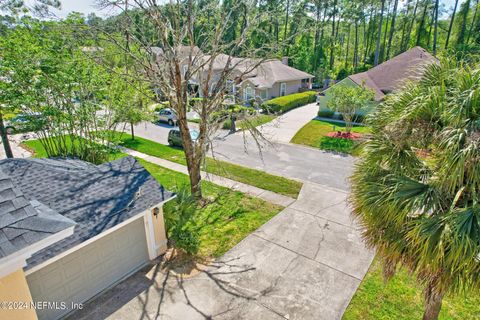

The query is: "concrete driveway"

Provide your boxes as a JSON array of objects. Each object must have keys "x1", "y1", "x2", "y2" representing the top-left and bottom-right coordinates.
[
  {"x1": 257, "y1": 102, "x2": 318, "y2": 143},
  {"x1": 72, "y1": 182, "x2": 374, "y2": 320}
]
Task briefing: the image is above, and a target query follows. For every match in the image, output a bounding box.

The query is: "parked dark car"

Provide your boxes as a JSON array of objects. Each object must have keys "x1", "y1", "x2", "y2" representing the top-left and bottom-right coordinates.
[
  {"x1": 168, "y1": 128, "x2": 199, "y2": 147},
  {"x1": 4, "y1": 113, "x2": 45, "y2": 134}
]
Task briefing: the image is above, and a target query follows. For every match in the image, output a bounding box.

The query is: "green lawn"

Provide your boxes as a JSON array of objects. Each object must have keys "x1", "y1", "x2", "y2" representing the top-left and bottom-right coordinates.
[
  {"x1": 110, "y1": 131, "x2": 302, "y2": 198},
  {"x1": 291, "y1": 119, "x2": 371, "y2": 155},
  {"x1": 137, "y1": 159, "x2": 282, "y2": 258},
  {"x1": 344, "y1": 259, "x2": 480, "y2": 320}
]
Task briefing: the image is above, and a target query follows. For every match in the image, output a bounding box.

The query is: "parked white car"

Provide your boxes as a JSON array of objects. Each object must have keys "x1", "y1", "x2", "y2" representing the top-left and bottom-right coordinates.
[{"x1": 157, "y1": 108, "x2": 177, "y2": 126}]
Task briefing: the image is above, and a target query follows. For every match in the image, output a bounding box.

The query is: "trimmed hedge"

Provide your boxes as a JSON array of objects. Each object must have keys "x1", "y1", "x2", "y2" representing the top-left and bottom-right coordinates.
[
  {"x1": 262, "y1": 91, "x2": 317, "y2": 113},
  {"x1": 318, "y1": 108, "x2": 335, "y2": 118},
  {"x1": 317, "y1": 108, "x2": 366, "y2": 124}
]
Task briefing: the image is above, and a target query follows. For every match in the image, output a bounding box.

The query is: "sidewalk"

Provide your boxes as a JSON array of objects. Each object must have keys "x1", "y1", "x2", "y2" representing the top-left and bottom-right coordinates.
[{"x1": 125, "y1": 148, "x2": 296, "y2": 207}]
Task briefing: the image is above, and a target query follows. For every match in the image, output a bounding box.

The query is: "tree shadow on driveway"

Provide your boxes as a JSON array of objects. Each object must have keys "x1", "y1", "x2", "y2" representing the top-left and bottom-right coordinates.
[{"x1": 70, "y1": 255, "x2": 258, "y2": 320}]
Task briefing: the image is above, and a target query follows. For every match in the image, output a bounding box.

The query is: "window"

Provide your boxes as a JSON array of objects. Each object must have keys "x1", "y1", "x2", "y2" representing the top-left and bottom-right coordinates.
[
  {"x1": 226, "y1": 80, "x2": 235, "y2": 93},
  {"x1": 280, "y1": 82, "x2": 287, "y2": 96},
  {"x1": 244, "y1": 86, "x2": 254, "y2": 101},
  {"x1": 260, "y1": 89, "x2": 268, "y2": 100}
]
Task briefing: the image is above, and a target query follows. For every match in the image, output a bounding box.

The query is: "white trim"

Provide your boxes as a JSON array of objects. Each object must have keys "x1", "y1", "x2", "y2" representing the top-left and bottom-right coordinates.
[
  {"x1": 0, "y1": 226, "x2": 75, "y2": 277},
  {"x1": 0, "y1": 255, "x2": 28, "y2": 278},
  {"x1": 144, "y1": 210, "x2": 158, "y2": 260},
  {"x1": 25, "y1": 212, "x2": 146, "y2": 275}
]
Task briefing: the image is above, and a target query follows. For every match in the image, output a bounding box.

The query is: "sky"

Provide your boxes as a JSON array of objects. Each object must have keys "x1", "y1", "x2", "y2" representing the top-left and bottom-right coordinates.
[{"x1": 53, "y1": 0, "x2": 461, "y2": 19}]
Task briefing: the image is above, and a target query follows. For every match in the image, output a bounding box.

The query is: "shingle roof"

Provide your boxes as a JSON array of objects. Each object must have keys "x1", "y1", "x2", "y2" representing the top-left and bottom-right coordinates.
[
  {"x1": 348, "y1": 46, "x2": 438, "y2": 101},
  {"x1": 0, "y1": 169, "x2": 75, "y2": 260},
  {"x1": 244, "y1": 59, "x2": 314, "y2": 89},
  {"x1": 0, "y1": 156, "x2": 174, "y2": 269}
]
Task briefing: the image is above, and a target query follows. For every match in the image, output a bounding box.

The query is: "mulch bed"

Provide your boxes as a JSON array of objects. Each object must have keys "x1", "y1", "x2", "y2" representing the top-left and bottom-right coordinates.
[{"x1": 326, "y1": 131, "x2": 363, "y2": 139}]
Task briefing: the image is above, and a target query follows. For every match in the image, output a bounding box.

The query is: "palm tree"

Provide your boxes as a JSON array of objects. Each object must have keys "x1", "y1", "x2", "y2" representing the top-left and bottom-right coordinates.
[{"x1": 350, "y1": 61, "x2": 480, "y2": 320}]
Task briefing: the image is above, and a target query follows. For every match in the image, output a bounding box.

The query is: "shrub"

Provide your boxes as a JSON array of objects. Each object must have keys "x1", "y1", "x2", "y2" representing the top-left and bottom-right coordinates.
[
  {"x1": 222, "y1": 118, "x2": 232, "y2": 130},
  {"x1": 318, "y1": 108, "x2": 335, "y2": 118},
  {"x1": 262, "y1": 91, "x2": 317, "y2": 113},
  {"x1": 163, "y1": 186, "x2": 200, "y2": 255}
]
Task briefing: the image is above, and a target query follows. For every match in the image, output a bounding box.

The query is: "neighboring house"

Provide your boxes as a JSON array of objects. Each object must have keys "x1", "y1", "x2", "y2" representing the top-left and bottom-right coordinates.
[
  {"x1": 318, "y1": 46, "x2": 438, "y2": 111},
  {"x1": 0, "y1": 156, "x2": 175, "y2": 320},
  {"x1": 151, "y1": 46, "x2": 314, "y2": 103}
]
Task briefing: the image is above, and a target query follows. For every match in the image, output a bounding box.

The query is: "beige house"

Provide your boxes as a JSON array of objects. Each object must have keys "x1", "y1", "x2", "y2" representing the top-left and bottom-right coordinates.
[
  {"x1": 152, "y1": 46, "x2": 314, "y2": 103},
  {"x1": 0, "y1": 156, "x2": 174, "y2": 320}
]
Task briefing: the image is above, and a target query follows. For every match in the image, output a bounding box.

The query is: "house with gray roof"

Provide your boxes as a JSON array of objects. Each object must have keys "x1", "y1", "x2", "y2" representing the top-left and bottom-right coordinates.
[
  {"x1": 0, "y1": 156, "x2": 175, "y2": 320},
  {"x1": 151, "y1": 46, "x2": 314, "y2": 103}
]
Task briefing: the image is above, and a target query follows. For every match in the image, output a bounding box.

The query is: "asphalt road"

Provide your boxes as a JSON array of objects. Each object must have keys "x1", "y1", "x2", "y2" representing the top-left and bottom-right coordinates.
[{"x1": 126, "y1": 121, "x2": 354, "y2": 191}]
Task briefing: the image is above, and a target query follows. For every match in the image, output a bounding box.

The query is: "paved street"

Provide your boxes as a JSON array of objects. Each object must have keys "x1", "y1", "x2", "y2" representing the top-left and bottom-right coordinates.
[
  {"x1": 73, "y1": 182, "x2": 375, "y2": 320},
  {"x1": 124, "y1": 121, "x2": 354, "y2": 191}
]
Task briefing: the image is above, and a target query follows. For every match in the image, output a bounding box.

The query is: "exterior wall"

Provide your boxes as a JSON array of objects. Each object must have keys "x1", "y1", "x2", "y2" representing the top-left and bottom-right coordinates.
[
  {"x1": 269, "y1": 79, "x2": 303, "y2": 99},
  {"x1": 0, "y1": 269, "x2": 37, "y2": 320}
]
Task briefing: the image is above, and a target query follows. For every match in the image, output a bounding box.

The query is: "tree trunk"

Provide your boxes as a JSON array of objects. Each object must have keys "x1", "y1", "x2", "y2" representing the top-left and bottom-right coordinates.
[
  {"x1": 416, "y1": 0, "x2": 429, "y2": 46},
  {"x1": 330, "y1": 0, "x2": 338, "y2": 69},
  {"x1": 313, "y1": 3, "x2": 321, "y2": 71},
  {"x1": 445, "y1": 0, "x2": 460, "y2": 48},
  {"x1": 466, "y1": 0, "x2": 479, "y2": 43},
  {"x1": 404, "y1": 0, "x2": 419, "y2": 50},
  {"x1": 374, "y1": 0, "x2": 386, "y2": 66},
  {"x1": 432, "y1": 0, "x2": 439, "y2": 55},
  {"x1": 354, "y1": 19, "x2": 359, "y2": 71},
  {"x1": 283, "y1": 0, "x2": 290, "y2": 54},
  {"x1": 381, "y1": 0, "x2": 392, "y2": 63},
  {"x1": 130, "y1": 122, "x2": 135, "y2": 140},
  {"x1": 344, "y1": 24, "x2": 351, "y2": 69},
  {"x1": 422, "y1": 281, "x2": 444, "y2": 320},
  {"x1": 0, "y1": 112, "x2": 13, "y2": 159},
  {"x1": 386, "y1": 0, "x2": 399, "y2": 59}
]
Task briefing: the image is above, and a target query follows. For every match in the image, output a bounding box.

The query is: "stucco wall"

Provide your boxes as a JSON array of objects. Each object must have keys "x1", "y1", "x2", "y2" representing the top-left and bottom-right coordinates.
[
  {"x1": 269, "y1": 80, "x2": 302, "y2": 98},
  {"x1": 238, "y1": 79, "x2": 305, "y2": 102},
  {"x1": 0, "y1": 269, "x2": 37, "y2": 320}
]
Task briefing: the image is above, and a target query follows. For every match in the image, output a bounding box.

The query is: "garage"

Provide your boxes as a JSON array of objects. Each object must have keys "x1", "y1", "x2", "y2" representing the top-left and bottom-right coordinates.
[{"x1": 26, "y1": 217, "x2": 150, "y2": 320}]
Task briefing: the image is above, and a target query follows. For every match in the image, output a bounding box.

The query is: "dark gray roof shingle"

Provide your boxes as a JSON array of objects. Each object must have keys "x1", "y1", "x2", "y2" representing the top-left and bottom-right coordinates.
[
  {"x1": 0, "y1": 168, "x2": 75, "y2": 260},
  {"x1": 0, "y1": 156, "x2": 174, "y2": 269}
]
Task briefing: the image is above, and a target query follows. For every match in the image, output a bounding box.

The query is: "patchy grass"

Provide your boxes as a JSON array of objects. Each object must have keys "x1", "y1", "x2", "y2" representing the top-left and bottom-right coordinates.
[
  {"x1": 291, "y1": 119, "x2": 370, "y2": 155},
  {"x1": 343, "y1": 259, "x2": 480, "y2": 320},
  {"x1": 110, "y1": 132, "x2": 302, "y2": 198},
  {"x1": 138, "y1": 159, "x2": 283, "y2": 258}
]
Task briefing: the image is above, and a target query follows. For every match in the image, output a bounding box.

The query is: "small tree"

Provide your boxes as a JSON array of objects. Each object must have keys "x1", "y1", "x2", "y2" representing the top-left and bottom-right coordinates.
[{"x1": 327, "y1": 84, "x2": 374, "y2": 134}]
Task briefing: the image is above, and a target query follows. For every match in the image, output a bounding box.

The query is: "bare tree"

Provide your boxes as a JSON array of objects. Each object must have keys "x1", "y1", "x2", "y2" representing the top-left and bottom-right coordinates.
[{"x1": 97, "y1": 0, "x2": 277, "y2": 199}]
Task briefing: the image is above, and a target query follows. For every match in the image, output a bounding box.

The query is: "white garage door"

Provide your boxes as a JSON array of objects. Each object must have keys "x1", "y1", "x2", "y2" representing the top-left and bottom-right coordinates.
[{"x1": 26, "y1": 217, "x2": 150, "y2": 320}]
